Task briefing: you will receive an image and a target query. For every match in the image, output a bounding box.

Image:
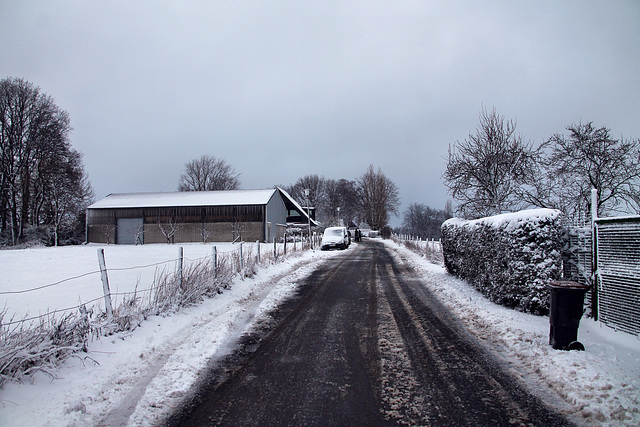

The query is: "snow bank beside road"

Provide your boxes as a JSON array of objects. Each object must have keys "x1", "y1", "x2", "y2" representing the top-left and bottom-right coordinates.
[{"x1": 385, "y1": 239, "x2": 640, "y2": 426}]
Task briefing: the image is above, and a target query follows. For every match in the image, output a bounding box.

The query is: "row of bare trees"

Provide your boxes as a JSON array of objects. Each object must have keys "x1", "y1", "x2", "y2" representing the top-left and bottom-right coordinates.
[
  {"x1": 399, "y1": 202, "x2": 453, "y2": 240},
  {"x1": 177, "y1": 154, "x2": 402, "y2": 231},
  {"x1": 0, "y1": 77, "x2": 93, "y2": 246},
  {"x1": 444, "y1": 106, "x2": 640, "y2": 221},
  {"x1": 284, "y1": 175, "x2": 358, "y2": 225},
  {"x1": 283, "y1": 165, "x2": 400, "y2": 232}
]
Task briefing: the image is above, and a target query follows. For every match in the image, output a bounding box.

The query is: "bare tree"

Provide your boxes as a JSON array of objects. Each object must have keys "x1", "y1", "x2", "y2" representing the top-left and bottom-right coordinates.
[
  {"x1": 178, "y1": 155, "x2": 240, "y2": 191},
  {"x1": 201, "y1": 224, "x2": 213, "y2": 244},
  {"x1": 322, "y1": 178, "x2": 360, "y2": 225},
  {"x1": 47, "y1": 153, "x2": 94, "y2": 246},
  {"x1": 337, "y1": 179, "x2": 360, "y2": 225},
  {"x1": 230, "y1": 210, "x2": 257, "y2": 243},
  {"x1": 134, "y1": 223, "x2": 145, "y2": 245},
  {"x1": 231, "y1": 217, "x2": 246, "y2": 243},
  {"x1": 97, "y1": 224, "x2": 114, "y2": 245},
  {"x1": 0, "y1": 77, "x2": 93, "y2": 245},
  {"x1": 157, "y1": 213, "x2": 181, "y2": 244},
  {"x1": 443, "y1": 107, "x2": 538, "y2": 219},
  {"x1": 530, "y1": 122, "x2": 640, "y2": 219},
  {"x1": 323, "y1": 179, "x2": 341, "y2": 222},
  {"x1": 356, "y1": 165, "x2": 400, "y2": 230},
  {"x1": 400, "y1": 203, "x2": 451, "y2": 239},
  {"x1": 283, "y1": 174, "x2": 326, "y2": 219},
  {"x1": 444, "y1": 199, "x2": 454, "y2": 218}
]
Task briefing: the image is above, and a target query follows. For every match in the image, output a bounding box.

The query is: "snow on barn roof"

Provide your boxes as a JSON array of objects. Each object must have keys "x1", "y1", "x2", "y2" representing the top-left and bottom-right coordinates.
[{"x1": 88, "y1": 189, "x2": 278, "y2": 209}]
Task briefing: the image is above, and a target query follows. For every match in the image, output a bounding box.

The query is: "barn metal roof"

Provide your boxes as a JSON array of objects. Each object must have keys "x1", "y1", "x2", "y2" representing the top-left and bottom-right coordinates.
[
  {"x1": 88, "y1": 189, "x2": 278, "y2": 209},
  {"x1": 88, "y1": 187, "x2": 320, "y2": 226}
]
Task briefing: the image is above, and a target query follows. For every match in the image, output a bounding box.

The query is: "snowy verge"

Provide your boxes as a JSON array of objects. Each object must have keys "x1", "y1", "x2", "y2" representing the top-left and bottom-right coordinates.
[
  {"x1": 383, "y1": 239, "x2": 640, "y2": 426},
  {"x1": 0, "y1": 247, "x2": 344, "y2": 426}
]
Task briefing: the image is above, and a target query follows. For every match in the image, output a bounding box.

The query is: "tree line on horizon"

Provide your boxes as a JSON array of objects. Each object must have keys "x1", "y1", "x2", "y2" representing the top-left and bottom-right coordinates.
[
  {"x1": 179, "y1": 155, "x2": 454, "y2": 240},
  {"x1": 1, "y1": 76, "x2": 406, "y2": 247},
  {"x1": 178, "y1": 154, "x2": 401, "y2": 235},
  {"x1": 180, "y1": 107, "x2": 640, "y2": 238},
  {"x1": 6, "y1": 77, "x2": 636, "y2": 247}
]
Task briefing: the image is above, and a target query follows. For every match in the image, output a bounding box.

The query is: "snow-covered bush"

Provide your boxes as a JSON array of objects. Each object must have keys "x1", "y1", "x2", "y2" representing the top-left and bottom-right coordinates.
[
  {"x1": 0, "y1": 309, "x2": 92, "y2": 387},
  {"x1": 441, "y1": 209, "x2": 563, "y2": 315}
]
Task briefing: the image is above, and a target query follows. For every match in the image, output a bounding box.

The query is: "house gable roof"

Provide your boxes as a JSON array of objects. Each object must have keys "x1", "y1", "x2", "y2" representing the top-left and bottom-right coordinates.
[{"x1": 276, "y1": 187, "x2": 320, "y2": 227}]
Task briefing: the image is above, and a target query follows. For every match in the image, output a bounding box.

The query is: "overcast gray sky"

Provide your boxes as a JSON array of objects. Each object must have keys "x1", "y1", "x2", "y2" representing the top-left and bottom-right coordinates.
[{"x1": 2, "y1": 1, "x2": 639, "y2": 225}]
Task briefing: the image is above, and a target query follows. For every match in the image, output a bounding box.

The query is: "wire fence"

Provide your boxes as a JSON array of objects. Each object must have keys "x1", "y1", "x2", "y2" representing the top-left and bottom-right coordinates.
[
  {"x1": 391, "y1": 233, "x2": 443, "y2": 263},
  {"x1": 391, "y1": 233, "x2": 442, "y2": 251},
  {"x1": 0, "y1": 238, "x2": 314, "y2": 387},
  {"x1": 2, "y1": 239, "x2": 311, "y2": 326}
]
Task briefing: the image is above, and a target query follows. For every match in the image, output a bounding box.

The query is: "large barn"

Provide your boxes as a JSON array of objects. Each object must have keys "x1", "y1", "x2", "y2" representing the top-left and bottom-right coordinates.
[{"x1": 86, "y1": 187, "x2": 317, "y2": 244}]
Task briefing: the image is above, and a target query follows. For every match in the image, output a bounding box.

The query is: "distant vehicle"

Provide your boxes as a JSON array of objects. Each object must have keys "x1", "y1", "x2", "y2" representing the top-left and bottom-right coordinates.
[{"x1": 320, "y1": 226, "x2": 350, "y2": 250}]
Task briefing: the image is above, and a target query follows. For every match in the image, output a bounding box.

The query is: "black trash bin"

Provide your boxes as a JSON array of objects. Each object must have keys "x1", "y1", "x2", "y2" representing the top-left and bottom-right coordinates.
[{"x1": 547, "y1": 281, "x2": 590, "y2": 350}]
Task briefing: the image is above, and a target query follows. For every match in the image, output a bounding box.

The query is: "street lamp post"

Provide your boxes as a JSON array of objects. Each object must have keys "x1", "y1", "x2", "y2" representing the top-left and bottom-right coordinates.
[{"x1": 304, "y1": 188, "x2": 312, "y2": 249}]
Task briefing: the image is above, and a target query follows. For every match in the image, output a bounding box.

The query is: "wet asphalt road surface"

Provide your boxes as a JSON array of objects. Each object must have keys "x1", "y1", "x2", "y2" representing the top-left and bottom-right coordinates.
[{"x1": 168, "y1": 239, "x2": 570, "y2": 426}]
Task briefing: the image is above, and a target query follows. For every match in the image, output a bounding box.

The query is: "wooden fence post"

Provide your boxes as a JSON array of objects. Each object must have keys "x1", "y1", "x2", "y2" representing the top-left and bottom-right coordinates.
[
  {"x1": 97, "y1": 248, "x2": 114, "y2": 319},
  {"x1": 239, "y1": 242, "x2": 244, "y2": 272},
  {"x1": 256, "y1": 240, "x2": 261, "y2": 263},
  {"x1": 284, "y1": 233, "x2": 287, "y2": 255},
  {"x1": 212, "y1": 245, "x2": 217, "y2": 278},
  {"x1": 178, "y1": 246, "x2": 184, "y2": 290}
]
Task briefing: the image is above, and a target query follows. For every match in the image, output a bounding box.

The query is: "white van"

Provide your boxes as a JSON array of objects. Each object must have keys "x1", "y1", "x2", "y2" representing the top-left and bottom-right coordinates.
[{"x1": 320, "y1": 226, "x2": 350, "y2": 250}]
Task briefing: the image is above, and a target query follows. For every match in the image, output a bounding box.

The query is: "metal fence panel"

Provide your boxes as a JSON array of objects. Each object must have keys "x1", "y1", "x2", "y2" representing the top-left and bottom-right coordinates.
[
  {"x1": 595, "y1": 218, "x2": 640, "y2": 335},
  {"x1": 563, "y1": 226, "x2": 592, "y2": 287},
  {"x1": 562, "y1": 226, "x2": 593, "y2": 315}
]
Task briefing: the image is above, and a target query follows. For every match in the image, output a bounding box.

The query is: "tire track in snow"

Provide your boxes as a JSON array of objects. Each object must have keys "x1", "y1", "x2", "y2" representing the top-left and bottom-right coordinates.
[
  {"x1": 374, "y1": 262, "x2": 431, "y2": 425},
  {"x1": 378, "y1": 247, "x2": 571, "y2": 426},
  {"x1": 100, "y1": 255, "x2": 337, "y2": 426}
]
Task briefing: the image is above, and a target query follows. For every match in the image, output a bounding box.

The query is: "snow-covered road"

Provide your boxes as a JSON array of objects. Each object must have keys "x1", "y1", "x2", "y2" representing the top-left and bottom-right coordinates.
[{"x1": 0, "y1": 239, "x2": 639, "y2": 425}]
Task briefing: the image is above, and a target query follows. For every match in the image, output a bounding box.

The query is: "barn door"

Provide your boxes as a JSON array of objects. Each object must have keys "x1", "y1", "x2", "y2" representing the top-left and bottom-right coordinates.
[{"x1": 117, "y1": 218, "x2": 144, "y2": 245}]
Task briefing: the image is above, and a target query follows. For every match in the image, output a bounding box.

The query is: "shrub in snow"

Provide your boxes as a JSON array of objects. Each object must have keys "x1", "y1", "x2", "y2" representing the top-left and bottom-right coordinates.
[
  {"x1": 0, "y1": 310, "x2": 91, "y2": 387},
  {"x1": 441, "y1": 209, "x2": 563, "y2": 315}
]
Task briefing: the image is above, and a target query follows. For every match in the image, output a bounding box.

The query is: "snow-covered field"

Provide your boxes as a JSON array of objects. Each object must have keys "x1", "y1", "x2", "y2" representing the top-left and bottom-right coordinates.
[
  {"x1": 1, "y1": 239, "x2": 639, "y2": 426},
  {"x1": 1, "y1": 242, "x2": 284, "y2": 320}
]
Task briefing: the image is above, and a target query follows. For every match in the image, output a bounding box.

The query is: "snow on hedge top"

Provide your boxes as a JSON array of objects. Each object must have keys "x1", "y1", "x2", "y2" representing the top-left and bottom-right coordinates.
[
  {"x1": 443, "y1": 208, "x2": 561, "y2": 231},
  {"x1": 89, "y1": 189, "x2": 278, "y2": 209}
]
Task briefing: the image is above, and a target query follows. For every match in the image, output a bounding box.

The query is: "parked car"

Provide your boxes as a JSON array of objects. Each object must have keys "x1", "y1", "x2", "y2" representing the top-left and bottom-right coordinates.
[{"x1": 320, "y1": 226, "x2": 350, "y2": 250}]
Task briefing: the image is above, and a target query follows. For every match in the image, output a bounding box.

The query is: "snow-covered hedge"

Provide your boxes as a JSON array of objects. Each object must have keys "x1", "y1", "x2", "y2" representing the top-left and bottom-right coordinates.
[{"x1": 441, "y1": 209, "x2": 563, "y2": 315}]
